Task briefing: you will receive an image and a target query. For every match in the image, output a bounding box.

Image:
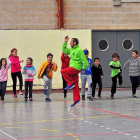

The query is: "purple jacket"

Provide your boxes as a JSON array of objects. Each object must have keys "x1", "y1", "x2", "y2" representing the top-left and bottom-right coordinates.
[{"x1": 0, "y1": 58, "x2": 11, "y2": 82}]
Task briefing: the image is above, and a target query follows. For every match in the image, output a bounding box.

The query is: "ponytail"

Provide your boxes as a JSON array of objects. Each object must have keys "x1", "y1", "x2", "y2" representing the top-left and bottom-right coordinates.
[{"x1": 9, "y1": 48, "x2": 17, "y2": 57}]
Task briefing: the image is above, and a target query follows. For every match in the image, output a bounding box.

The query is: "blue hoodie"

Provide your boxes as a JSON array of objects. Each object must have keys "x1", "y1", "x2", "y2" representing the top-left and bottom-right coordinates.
[{"x1": 81, "y1": 58, "x2": 92, "y2": 75}]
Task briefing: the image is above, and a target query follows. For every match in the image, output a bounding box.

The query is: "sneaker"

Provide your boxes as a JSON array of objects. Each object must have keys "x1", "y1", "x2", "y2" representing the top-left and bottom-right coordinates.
[
  {"x1": 133, "y1": 94, "x2": 137, "y2": 97},
  {"x1": 65, "y1": 83, "x2": 75, "y2": 90},
  {"x1": 64, "y1": 94, "x2": 67, "y2": 98},
  {"x1": 87, "y1": 96, "x2": 93, "y2": 101},
  {"x1": 111, "y1": 93, "x2": 114, "y2": 99},
  {"x1": 43, "y1": 89, "x2": 47, "y2": 95},
  {"x1": 82, "y1": 95, "x2": 85, "y2": 100},
  {"x1": 71, "y1": 100, "x2": 80, "y2": 107},
  {"x1": 119, "y1": 85, "x2": 122, "y2": 88},
  {"x1": 13, "y1": 94, "x2": 18, "y2": 101},
  {"x1": 19, "y1": 90, "x2": 23, "y2": 95},
  {"x1": 29, "y1": 98, "x2": 33, "y2": 101},
  {"x1": 97, "y1": 95, "x2": 102, "y2": 99},
  {"x1": 45, "y1": 98, "x2": 51, "y2": 102},
  {"x1": 1, "y1": 101, "x2": 4, "y2": 104},
  {"x1": 25, "y1": 98, "x2": 28, "y2": 101}
]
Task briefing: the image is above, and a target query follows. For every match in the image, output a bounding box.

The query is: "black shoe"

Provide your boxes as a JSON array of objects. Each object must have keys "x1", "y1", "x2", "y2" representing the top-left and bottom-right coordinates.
[
  {"x1": 64, "y1": 94, "x2": 67, "y2": 98},
  {"x1": 82, "y1": 95, "x2": 85, "y2": 100},
  {"x1": 87, "y1": 96, "x2": 93, "y2": 101},
  {"x1": 111, "y1": 93, "x2": 114, "y2": 99}
]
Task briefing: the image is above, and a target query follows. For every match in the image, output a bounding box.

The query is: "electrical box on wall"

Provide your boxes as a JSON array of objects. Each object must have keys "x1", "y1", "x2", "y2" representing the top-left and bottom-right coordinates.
[{"x1": 113, "y1": 0, "x2": 121, "y2": 6}]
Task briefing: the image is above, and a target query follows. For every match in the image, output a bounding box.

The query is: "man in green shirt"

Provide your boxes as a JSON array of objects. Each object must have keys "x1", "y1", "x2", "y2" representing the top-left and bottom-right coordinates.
[
  {"x1": 109, "y1": 53, "x2": 123, "y2": 99},
  {"x1": 61, "y1": 36, "x2": 88, "y2": 107}
]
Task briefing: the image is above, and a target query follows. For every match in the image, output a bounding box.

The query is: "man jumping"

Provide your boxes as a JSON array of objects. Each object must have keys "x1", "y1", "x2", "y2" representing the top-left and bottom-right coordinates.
[{"x1": 61, "y1": 36, "x2": 88, "y2": 107}]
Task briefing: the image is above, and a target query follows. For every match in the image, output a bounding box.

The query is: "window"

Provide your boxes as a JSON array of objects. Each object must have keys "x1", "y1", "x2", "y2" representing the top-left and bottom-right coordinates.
[
  {"x1": 98, "y1": 39, "x2": 109, "y2": 51},
  {"x1": 122, "y1": 38, "x2": 133, "y2": 51}
]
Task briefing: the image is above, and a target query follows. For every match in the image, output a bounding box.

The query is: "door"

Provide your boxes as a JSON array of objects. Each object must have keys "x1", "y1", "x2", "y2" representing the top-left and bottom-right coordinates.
[
  {"x1": 92, "y1": 31, "x2": 140, "y2": 87},
  {"x1": 117, "y1": 32, "x2": 140, "y2": 87},
  {"x1": 92, "y1": 31, "x2": 116, "y2": 87}
]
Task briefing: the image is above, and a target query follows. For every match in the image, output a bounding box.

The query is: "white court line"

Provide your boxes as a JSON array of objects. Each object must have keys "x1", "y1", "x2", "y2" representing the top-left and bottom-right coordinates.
[{"x1": 0, "y1": 130, "x2": 17, "y2": 140}]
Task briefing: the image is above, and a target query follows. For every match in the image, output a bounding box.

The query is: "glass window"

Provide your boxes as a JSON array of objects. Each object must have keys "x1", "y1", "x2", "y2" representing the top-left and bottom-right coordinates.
[
  {"x1": 122, "y1": 39, "x2": 133, "y2": 51},
  {"x1": 98, "y1": 39, "x2": 109, "y2": 51}
]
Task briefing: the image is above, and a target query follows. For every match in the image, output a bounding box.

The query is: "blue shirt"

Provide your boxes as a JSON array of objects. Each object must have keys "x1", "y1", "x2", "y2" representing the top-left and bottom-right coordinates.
[{"x1": 81, "y1": 58, "x2": 92, "y2": 75}]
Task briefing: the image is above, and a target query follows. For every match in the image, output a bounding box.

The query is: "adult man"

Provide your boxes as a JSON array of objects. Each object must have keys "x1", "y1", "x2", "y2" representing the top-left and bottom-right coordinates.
[{"x1": 61, "y1": 36, "x2": 88, "y2": 107}]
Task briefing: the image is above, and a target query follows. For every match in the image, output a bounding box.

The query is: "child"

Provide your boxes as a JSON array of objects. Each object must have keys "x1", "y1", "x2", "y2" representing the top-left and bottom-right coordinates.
[
  {"x1": 109, "y1": 53, "x2": 123, "y2": 99},
  {"x1": 81, "y1": 49, "x2": 93, "y2": 101},
  {"x1": 91, "y1": 57, "x2": 103, "y2": 99},
  {"x1": 61, "y1": 52, "x2": 70, "y2": 98},
  {"x1": 123, "y1": 50, "x2": 140, "y2": 97},
  {"x1": 38, "y1": 53, "x2": 57, "y2": 101},
  {"x1": 9, "y1": 48, "x2": 23, "y2": 101},
  {"x1": 22, "y1": 57, "x2": 36, "y2": 101},
  {"x1": 0, "y1": 58, "x2": 11, "y2": 104}
]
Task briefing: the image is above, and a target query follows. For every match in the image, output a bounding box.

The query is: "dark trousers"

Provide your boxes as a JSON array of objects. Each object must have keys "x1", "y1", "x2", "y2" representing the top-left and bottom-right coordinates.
[
  {"x1": 25, "y1": 81, "x2": 33, "y2": 99},
  {"x1": 62, "y1": 76, "x2": 67, "y2": 94},
  {"x1": 111, "y1": 73, "x2": 123, "y2": 94},
  {"x1": 0, "y1": 81, "x2": 7, "y2": 101},
  {"x1": 92, "y1": 79, "x2": 102, "y2": 97},
  {"x1": 11, "y1": 71, "x2": 23, "y2": 94},
  {"x1": 130, "y1": 76, "x2": 140, "y2": 95}
]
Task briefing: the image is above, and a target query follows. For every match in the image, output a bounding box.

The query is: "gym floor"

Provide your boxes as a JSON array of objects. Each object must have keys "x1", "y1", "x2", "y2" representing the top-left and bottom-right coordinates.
[{"x1": 0, "y1": 89, "x2": 140, "y2": 140}]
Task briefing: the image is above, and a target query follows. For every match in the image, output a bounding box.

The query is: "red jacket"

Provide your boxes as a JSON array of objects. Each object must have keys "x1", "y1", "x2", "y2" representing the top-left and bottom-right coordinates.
[{"x1": 61, "y1": 53, "x2": 70, "y2": 69}]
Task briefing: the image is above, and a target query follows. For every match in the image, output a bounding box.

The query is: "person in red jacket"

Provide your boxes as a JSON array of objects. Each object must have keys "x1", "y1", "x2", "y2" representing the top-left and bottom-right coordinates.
[{"x1": 61, "y1": 52, "x2": 70, "y2": 98}]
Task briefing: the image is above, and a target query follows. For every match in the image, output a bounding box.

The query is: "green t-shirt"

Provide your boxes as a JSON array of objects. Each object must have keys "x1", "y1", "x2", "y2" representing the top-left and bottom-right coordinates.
[{"x1": 109, "y1": 61, "x2": 121, "y2": 77}]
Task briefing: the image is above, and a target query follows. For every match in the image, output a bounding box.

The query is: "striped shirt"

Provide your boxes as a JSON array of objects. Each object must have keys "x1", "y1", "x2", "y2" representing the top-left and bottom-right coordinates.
[{"x1": 123, "y1": 58, "x2": 140, "y2": 76}]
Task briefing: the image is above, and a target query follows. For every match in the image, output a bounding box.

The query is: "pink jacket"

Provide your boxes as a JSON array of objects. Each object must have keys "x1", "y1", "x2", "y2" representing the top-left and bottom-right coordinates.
[
  {"x1": 9, "y1": 55, "x2": 21, "y2": 73},
  {"x1": 0, "y1": 58, "x2": 11, "y2": 82}
]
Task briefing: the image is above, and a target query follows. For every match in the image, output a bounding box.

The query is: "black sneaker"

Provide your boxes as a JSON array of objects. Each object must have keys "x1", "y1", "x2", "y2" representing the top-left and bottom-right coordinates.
[
  {"x1": 87, "y1": 96, "x2": 93, "y2": 101},
  {"x1": 64, "y1": 93, "x2": 67, "y2": 98},
  {"x1": 111, "y1": 93, "x2": 114, "y2": 99},
  {"x1": 82, "y1": 95, "x2": 85, "y2": 100}
]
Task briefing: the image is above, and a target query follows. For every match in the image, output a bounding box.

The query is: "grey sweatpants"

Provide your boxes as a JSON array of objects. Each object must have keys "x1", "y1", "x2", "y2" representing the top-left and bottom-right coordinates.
[
  {"x1": 80, "y1": 74, "x2": 92, "y2": 97},
  {"x1": 43, "y1": 75, "x2": 52, "y2": 98}
]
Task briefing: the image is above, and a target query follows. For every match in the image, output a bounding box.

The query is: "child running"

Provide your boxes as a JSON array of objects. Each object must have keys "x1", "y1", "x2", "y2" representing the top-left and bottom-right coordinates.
[
  {"x1": 22, "y1": 57, "x2": 36, "y2": 101},
  {"x1": 109, "y1": 53, "x2": 123, "y2": 99},
  {"x1": 9, "y1": 48, "x2": 23, "y2": 101},
  {"x1": 0, "y1": 58, "x2": 11, "y2": 104},
  {"x1": 61, "y1": 52, "x2": 70, "y2": 98},
  {"x1": 38, "y1": 53, "x2": 57, "y2": 101},
  {"x1": 61, "y1": 36, "x2": 88, "y2": 107},
  {"x1": 123, "y1": 50, "x2": 140, "y2": 97},
  {"x1": 91, "y1": 57, "x2": 103, "y2": 99},
  {"x1": 81, "y1": 49, "x2": 93, "y2": 101}
]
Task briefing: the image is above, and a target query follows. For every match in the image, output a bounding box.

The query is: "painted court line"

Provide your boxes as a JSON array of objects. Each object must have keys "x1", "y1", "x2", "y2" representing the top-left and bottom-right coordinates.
[
  {"x1": 0, "y1": 130, "x2": 17, "y2": 140},
  {"x1": 1, "y1": 131, "x2": 140, "y2": 140},
  {"x1": 52, "y1": 98, "x2": 140, "y2": 122}
]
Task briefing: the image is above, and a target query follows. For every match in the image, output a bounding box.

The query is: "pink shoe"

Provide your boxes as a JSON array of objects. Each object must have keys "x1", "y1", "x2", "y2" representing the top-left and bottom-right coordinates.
[
  {"x1": 1, "y1": 101, "x2": 4, "y2": 104},
  {"x1": 19, "y1": 90, "x2": 23, "y2": 95},
  {"x1": 30, "y1": 98, "x2": 33, "y2": 101}
]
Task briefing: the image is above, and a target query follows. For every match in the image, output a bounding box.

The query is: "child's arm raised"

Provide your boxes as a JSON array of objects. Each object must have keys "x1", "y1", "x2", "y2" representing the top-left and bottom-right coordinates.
[{"x1": 6, "y1": 58, "x2": 11, "y2": 70}]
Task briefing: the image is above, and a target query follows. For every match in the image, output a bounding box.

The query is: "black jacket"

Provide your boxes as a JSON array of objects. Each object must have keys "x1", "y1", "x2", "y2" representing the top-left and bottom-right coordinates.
[{"x1": 91, "y1": 64, "x2": 103, "y2": 81}]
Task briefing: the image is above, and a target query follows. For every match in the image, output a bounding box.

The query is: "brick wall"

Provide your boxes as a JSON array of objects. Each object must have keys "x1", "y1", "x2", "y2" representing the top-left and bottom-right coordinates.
[
  {"x1": 64, "y1": 0, "x2": 140, "y2": 29},
  {"x1": 0, "y1": 0, "x2": 58, "y2": 29},
  {"x1": 0, "y1": 0, "x2": 140, "y2": 30}
]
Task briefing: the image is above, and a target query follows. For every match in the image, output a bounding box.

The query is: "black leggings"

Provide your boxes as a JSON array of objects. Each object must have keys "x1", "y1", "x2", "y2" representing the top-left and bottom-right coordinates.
[
  {"x1": 0, "y1": 81, "x2": 7, "y2": 101},
  {"x1": 111, "y1": 72, "x2": 123, "y2": 94},
  {"x1": 92, "y1": 79, "x2": 102, "y2": 97},
  {"x1": 25, "y1": 81, "x2": 33, "y2": 99},
  {"x1": 130, "y1": 76, "x2": 140, "y2": 95},
  {"x1": 62, "y1": 76, "x2": 67, "y2": 94},
  {"x1": 11, "y1": 71, "x2": 23, "y2": 94}
]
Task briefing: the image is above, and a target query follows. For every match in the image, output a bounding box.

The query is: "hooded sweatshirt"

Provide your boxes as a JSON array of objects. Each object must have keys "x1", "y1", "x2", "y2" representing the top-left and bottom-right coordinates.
[
  {"x1": 9, "y1": 55, "x2": 22, "y2": 73},
  {"x1": 22, "y1": 65, "x2": 36, "y2": 81},
  {"x1": 61, "y1": 52, "x2": 70, "y2": 69},
  {"x1": 0, "y1": 58, "x2": 11, "y2": 82},
  {"x1": 62, "y1": 42, "x2": 88, "y2": 71}
]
